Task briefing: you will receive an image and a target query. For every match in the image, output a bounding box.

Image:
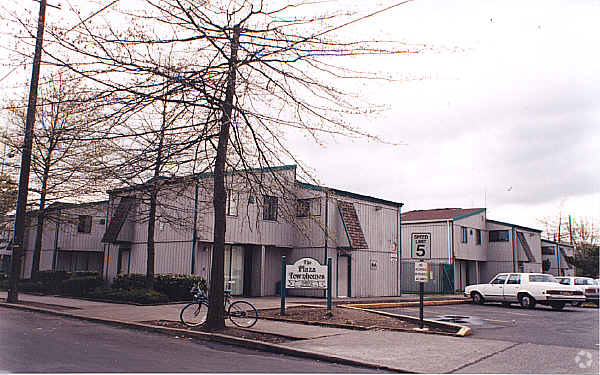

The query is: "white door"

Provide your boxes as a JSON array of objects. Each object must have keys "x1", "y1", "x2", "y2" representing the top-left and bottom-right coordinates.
[{"x1": 485, "y1": 274, "x2": 508, "y2": 301}]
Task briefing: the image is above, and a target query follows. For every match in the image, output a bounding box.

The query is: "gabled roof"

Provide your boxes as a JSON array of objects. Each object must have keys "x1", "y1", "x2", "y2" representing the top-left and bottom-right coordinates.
[
  {"x1": 297, "y1": 182, "x2": 403, "y2": 208},
  {"x1": 109, "y1": 165, "x2": 297, "y2": 195},
  {"x1": 402, "y1": 208, "x2": 485, "y2": 222},
  {"x1": 487, "y1": 219, "x2": 542, "y2": 233}
]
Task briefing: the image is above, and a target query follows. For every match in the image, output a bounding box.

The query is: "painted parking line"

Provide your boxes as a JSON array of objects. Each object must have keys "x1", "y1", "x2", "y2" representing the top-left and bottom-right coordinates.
[{"x1": 481, "y1": 318, "x2": 510, "y2": 324}]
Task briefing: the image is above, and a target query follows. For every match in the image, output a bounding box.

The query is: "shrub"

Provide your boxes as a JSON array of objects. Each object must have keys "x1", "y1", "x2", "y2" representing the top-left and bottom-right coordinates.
[
  {"x1": 19, "y1": 280, "x2": 48, "y2": 294},
  {"x1": 34, "y1": 270, "x2": 70, "y2": 283},
  {"x1": 72, "y1": 271, "x2": 100, "y2": 278},
  {"x1": 111, "y1": 273, "x2": 146, "y2": 291},
  {"x1": 62, "y1": 276, "x2": 103, "y2": 297},
  {"x1": 153, "y1": 274, "x2": 207, "y2": 301},
  {"x1": 110, "y1": 273, "x2": 207, "y2": 301},
  {"x1": 88, "y1": 287, "x2": 168, "y2": 304},
  {"x1": 33, "y1": 270, "x2": 71, "y2": 292}
]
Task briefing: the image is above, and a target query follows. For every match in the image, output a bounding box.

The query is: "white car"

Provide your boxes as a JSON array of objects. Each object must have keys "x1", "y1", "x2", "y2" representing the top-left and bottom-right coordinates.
[
  {"x1": 555, "y1": 276, "x2": 599, "y2": 307},
  {"x1": 464, "y1": 273, "x2": 585, "y2": 310}
]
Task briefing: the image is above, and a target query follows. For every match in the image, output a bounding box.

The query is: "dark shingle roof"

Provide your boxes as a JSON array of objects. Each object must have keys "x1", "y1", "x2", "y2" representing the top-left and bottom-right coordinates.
[
  {"x1": 101, "y1": 197, "x2": 135, "y2": 243},
  {"x1": 337, "y1": 200, "x2": 368, "y2": 249},
  {"x1": 402, "y1": 208, "x2": 485, "y2": 222}
]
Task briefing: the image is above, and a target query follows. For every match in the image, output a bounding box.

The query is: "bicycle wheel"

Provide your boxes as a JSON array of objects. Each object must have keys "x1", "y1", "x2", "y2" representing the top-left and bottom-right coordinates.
[
  {"x1": 228, "y1": 301, "x2": 258, "y2": 328},
  {"x1": 180, "y1": 302, "x2": 207, "y2": 327}
]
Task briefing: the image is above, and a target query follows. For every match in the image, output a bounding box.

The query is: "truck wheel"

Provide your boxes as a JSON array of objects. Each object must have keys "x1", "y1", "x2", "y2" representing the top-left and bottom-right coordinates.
[
  {"x1": 550, "y1": 302, "x2": 565, "y2": 311},
  {"x1": 472, "y1": 292, "x2": 484, "y2": 305},
  {"x1": 519, "y1": 294, "x2": 536, "y2": 309}
]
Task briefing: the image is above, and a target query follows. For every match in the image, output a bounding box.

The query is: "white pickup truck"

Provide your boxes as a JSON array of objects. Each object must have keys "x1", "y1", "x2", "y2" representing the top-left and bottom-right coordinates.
[{"x1": 464, "y1": 273, "x2": 585, "y2": 310}]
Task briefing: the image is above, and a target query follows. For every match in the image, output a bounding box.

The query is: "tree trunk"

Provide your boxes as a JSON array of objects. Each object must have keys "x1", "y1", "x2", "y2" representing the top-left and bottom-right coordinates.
[
  {"x1": 32, "y1": 171, "x2": 49, "y2": 278},
  {"x1": 205, "y1": 24, "x2": 240, "y2": 331},
  {"x1": 145, "y1": 187, "x2": 157, "y2": 289},
  {"x1": 31, "y1": 208, "x2": 45, "y2": 279}
]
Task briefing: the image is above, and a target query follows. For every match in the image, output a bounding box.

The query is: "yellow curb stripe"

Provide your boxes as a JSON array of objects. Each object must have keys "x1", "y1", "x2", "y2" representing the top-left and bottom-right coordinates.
[{"x1": 341, "y1": 299, "x2": 470, "y2": 309}]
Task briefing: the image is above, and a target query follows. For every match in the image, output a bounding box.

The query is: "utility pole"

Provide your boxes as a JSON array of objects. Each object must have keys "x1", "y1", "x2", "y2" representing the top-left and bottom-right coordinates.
[{"x1": 7, "y1": 0, "x2": 48, "y2": 303}]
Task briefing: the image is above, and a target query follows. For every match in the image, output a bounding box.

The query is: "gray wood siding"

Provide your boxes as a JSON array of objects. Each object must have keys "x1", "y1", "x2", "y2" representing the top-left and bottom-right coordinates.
[
  {"x1": 401, "y1": 222, "x2": 450, "y2": 262},
  {"x1": 351, "y1": 250, "x2": 399, "y2": 297},
  {"x1": 485, "y1": 222, "x2": 515, "y2": 262},
  {"x1": 453, "y1": 212, "x2": 487, "y2": 261}
]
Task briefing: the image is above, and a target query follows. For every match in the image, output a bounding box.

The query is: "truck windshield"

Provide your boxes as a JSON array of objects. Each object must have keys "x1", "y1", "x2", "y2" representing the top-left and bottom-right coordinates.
[{"x1": 529, "y1": 274, "x2": 556, "y2": 283}]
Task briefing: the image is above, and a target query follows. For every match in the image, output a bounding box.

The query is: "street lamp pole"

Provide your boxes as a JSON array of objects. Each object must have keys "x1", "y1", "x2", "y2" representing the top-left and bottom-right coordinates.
[{"x1": 7, "y1": 0, "x2": 47, "y2": 303}]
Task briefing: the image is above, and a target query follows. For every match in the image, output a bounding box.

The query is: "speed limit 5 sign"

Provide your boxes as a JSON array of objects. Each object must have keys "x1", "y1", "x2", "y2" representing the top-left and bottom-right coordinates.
[{"x1": 411, "y1": 233, "x2": 431, "y2": 259}]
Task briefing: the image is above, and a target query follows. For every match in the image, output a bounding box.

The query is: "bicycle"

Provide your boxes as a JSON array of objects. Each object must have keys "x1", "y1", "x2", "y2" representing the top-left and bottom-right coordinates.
[{"x1": 179, "y1": 283, "x2": 258, "y2": 328}]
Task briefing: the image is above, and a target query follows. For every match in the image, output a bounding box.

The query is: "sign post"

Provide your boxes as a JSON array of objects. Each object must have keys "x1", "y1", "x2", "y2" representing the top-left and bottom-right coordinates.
[
  {"x1": 414, "y1": 261, "x2": 428, "y2": 329},
  {"x1": 280, "y1": 256, "x2": 286, "y2": 315},
  {"x1": 327, "y1": 258, "x2": 332, "y2": 311}
]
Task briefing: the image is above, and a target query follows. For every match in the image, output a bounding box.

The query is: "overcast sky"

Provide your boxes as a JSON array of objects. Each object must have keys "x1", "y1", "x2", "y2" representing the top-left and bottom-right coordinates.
[
  {"x1": 1, "y1": 0, "x2": 598, "y2": 232},
  {"x1": 287, "y1": 0, "x2": 600, "y2": 230}
]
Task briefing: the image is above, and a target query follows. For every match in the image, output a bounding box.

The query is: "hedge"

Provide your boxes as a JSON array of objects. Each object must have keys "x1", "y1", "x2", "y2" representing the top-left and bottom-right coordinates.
[
  {"x1": 61, "y1": 276, "x2": 104, "y2": 297},
  {"x1": 111, "y1": 273, "x2": 207, "y2": 301},
  {"x1": 87, "y1": 287, "x2": 169, "y2": 304}
]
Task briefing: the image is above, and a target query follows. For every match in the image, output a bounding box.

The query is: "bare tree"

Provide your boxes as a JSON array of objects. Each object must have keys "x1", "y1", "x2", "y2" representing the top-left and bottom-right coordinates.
[
  {"x1": 31, "y1": 0, "x2": 417, "y2": 330},
  {"x1": 3, "y1": 72, "x2": 112, "y2": 277}
]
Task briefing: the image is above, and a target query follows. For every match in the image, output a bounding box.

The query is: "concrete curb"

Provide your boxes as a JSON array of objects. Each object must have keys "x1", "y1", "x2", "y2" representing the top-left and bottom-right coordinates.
[
  {"x1": 340, "y1": 305, "x2": 472, "y2": 337},
  {"x1": 0, "y1": 302, "x2": 413, "y2": 373},
  {"x1": 343, "y1": 298, "x2": 471, "y2": 309}
]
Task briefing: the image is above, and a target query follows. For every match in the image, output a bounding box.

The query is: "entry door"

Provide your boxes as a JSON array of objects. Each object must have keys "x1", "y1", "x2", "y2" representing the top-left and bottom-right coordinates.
[
  {"x1": 224, "y1": 245, "x2": 244, "y2": 295},
  {"x1": 337, "y1": 256, "x2": 349, "y2": 297},
  {"x1": 117, "y1": 246, "x2": 131, "y2": 274}
]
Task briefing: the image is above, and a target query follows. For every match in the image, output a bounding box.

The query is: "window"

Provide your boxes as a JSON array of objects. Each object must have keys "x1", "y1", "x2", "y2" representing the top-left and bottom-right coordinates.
[
  {"x1": 296, "y1": 198, "x2": 321, "y2": 217},
  {"x1": 56, "y1": 251, "x2": 103, "y2": 272},
  {"x1": 475, "y1": 229, "x2": 481, "y2": 245},
  {"x1": 297, "y1": 199, "x2": 310, "y2": 217},
  {"x1": 556, "y1": 278, "x2": 570, "y2": 285},
  {"x1": 575, "y1": 278, "x2": 594, "y2": 285},
  {"x1": 529, "y1": 274, "x2": 556, "y2": 283},
  {"x1": 262, "y1": 195, "x2": 278, "y2": 221},
  {"x1": 541, "y1": 246, "x2": 555, "y2": 255},
  {"x1": 77, "y1": 215, "x2": 92, "y2": 233},
  {"x1": 491, "y1": 274, "x2": 508, "y2": 284},
  {"x1": 226, "y1": 189, "x2": 239, "y2": 216},
  {"x1": 507, "y1": 274, "x2": 521, "y2": 285},
  {"x1": 489, "y1": 230, "x2": 509, "y2": 242},
  {"x1": 461, "y1": 226, "x2": 468, "y2": 243}
]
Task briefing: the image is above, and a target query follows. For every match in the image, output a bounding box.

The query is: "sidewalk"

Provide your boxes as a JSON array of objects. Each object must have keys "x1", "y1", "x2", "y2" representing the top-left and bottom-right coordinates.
[{"x1": 1, "y1": 292, "x2": 597, "y2": 374}]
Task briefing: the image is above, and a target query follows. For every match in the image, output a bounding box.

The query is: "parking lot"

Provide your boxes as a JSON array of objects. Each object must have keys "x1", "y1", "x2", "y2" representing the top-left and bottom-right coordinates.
[{"x1": 378, "y1": 302, "x2": 599, "y2": 349}]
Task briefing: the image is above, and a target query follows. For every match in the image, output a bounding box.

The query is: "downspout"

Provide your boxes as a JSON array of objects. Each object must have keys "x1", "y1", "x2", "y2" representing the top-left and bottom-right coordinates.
[
  {"x1": 324, "y1": 189, "x2": 328, "y2": 264},
  {"x1": 191, "y1": 179, "x2": 199, "y2": 274},
  {"x1": 447, "y1": 220, "x2": 452, "y2": 263},
  {"x1": 103, "y1": 200, "x2": 110, "y2": 281},
  {"x1": 555, "y1": 243, "x2": 560, "y2": 276},
  {"x1": 511, "y1": 226, "x2": 516, "y2": 272},
  {"x1": 450, "y1": 220, "x2": 455, "y2": 263},
  {"x1": 51, "y1": 212, "x2": 60, "y2": 270},
  {"x1": 451, "y1": 220, "x2": 456, "y2": 291},
  {"x1": 396, "y1": 204, "x2": 402, "y2": 296},
  {"x1": 324, "y1": 189, "x2": 329, "y2": 299}
]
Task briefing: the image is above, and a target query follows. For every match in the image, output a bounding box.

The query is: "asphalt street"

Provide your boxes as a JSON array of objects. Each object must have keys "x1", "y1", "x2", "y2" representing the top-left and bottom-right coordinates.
[
  {"x1": 0, "y1": 309, "x2": 384, "y2": 373},
  {"x1": 379, "y1": 302, "x2": 600, "y2": 349}
]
